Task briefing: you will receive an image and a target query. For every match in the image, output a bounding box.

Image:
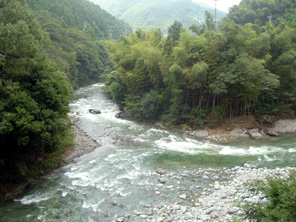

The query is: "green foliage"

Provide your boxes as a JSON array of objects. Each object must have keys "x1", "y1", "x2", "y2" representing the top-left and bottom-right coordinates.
[
  {"x1": 168, "y1": 21, "x2": 183, "y2": 43},
  {"x1": 244, "y1": 171, "x2": 296, "y2": 222},
  {"x1": 226, "y1": 0, "x2": 296, "y2": 27},
  {"x1": 0, "y1": 0, "x2": 72, "y2": 183},
  {"x1": 104, "y1": 71, "x2": 127, "y2": 107},
  {"x1": 27, "y1": 0, "x2": 132, "y2": 39},
  {"x1": 26, "y1": 0, "x2": 132, "y2": 88},
  {"x1": 139, "y1": 90, "x2": 162, "y2": 121},
  {"x1": 107, "y1": 7, "x2": 296, "y2": 126}
]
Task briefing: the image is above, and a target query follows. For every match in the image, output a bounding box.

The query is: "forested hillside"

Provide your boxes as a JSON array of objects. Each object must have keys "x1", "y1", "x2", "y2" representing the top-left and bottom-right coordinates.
[
  {"x1": 0, "y1": 0, "x2": 130, "y2": 186},
  {"x1": 91, "y1": 0, "x2": 226, "y2": 32},
  {"x1": 0, "y1": 0, "x2": 72, "y2": 184},
  {"x1": 105, "y1": 3, "x2": 296, "y2": 127},
  {"x1": 226, "y1": 0, "x2": 296, "y2": 26},
  {"x1": 26, "y1": 0, "x2": 132, "y2": 88}
]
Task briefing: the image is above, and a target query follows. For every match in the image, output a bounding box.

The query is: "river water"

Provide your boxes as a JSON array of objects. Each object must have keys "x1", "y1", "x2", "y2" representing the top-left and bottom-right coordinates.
[{"x1": 1, "y1": 83, "x2": 296, "y2": 222}]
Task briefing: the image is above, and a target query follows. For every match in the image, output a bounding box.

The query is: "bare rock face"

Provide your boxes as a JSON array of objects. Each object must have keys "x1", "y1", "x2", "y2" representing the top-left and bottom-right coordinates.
[{"x1": 89, "y1": 109, "x2": 101, "y2": 114}]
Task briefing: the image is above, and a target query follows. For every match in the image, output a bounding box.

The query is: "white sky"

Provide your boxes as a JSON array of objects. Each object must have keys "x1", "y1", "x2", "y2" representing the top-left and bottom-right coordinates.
[{"x1": 192, "y1": 0, "x2": 242, "y2": 12}]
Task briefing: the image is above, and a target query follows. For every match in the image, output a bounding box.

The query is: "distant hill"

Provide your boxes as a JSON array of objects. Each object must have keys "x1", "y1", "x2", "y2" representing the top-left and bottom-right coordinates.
[
  {"x1": 90, "y1": 0, "x2": 226, "y2": 32},
  {"x1": 26, "y1": 0, "x2": 133, "y2": 88},
  {"x1": 225, "y1": 0, "x2": 296, "y2": 27},
  {"x1": 27, "y1": 0, "x2": 132, "y2": 39}
]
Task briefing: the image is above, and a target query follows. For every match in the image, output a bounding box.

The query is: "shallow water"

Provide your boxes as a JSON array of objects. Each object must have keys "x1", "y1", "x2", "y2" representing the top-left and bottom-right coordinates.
[{"x1": 1, "y1": 83, "x2": 295, "y2": 221}]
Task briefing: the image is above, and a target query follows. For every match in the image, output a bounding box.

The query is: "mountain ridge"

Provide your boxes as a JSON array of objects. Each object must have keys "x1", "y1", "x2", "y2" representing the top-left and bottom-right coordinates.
[{"x1": 90, "y1": 0, "x2": 226, "y2": 32}]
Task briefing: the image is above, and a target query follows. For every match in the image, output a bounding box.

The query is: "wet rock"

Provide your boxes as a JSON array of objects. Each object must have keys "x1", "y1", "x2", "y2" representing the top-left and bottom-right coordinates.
[{"x1": 89, "y1": 109, "x2": 101, "y2": 114}]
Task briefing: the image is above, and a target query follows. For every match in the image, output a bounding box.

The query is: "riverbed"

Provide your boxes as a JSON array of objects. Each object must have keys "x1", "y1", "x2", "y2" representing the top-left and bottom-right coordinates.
[{"x1": 0, "y1": 83, "x2": 295, "y2": 222}]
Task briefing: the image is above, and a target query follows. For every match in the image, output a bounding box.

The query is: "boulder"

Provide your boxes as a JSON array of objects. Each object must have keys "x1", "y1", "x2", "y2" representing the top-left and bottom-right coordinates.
[
  {"x1": 247, "y1": 128, "x2": 265, "y2": 140},
  {"x1": 89, "y1": 109, "x2": 101, "y2": 114},
  {"x1": 265, "y1": 129, "x2": 279, "y2": 137}
]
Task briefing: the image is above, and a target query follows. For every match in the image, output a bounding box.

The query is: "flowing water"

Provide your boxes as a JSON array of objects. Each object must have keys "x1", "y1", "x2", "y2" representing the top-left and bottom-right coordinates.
[{"x1": 1, "y1": 83, "x2": 296, "y2": 222}]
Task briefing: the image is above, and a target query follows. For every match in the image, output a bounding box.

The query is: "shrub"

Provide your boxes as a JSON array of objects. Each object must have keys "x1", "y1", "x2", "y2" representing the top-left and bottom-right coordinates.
[{"x1": 244, "y1": 170, "x2": 296, "y2": 222}]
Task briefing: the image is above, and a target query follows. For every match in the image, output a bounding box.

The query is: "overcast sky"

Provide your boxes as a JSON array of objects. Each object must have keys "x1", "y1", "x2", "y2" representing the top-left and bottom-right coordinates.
[{"x1": 193, "y1": 0, "x2": 242, "y2": 12}]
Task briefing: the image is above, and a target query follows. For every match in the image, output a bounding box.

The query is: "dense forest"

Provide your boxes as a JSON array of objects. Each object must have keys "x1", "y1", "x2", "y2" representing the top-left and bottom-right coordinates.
[
  {"x1": 105, "y1": 0, "x2": 296, "y2": 127},
  {"x1": 27, "y1": 0, "x2": 132, "y2": 88},
  {"x1": 91, "y1": 0, "x2": 226, "y2": 33},
  {"x1": 0, "y1": 0, "x2": 129, "y2": 185}
]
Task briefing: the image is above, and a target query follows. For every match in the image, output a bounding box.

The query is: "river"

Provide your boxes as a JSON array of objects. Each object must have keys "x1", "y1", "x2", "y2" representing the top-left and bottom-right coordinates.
[{"x1": 0, "y1": 83, "x2": 296, "y2": 222}]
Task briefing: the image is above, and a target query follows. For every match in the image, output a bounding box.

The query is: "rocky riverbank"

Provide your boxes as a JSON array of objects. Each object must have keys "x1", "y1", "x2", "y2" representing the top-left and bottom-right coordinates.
[
  {"x1": 182, "y1": 117, "x2": 296, "y2": 143},
  {"x1": 63, "y1": 114, "x2": 100, "y2": 163},
  {"x1": 126, "y1": 166, "x2": 295, "y2": 222}
]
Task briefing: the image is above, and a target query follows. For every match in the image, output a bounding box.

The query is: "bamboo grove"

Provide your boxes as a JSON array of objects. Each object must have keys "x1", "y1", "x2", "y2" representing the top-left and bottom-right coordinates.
[{"x1": 106, "y1": 9, "x2": 296, "y2": 126}]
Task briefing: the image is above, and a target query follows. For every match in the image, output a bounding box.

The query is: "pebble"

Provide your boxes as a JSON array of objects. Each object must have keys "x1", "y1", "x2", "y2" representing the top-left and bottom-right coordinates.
[
  {"x1": 228, "y1": 207, "x2": 239, "y2": 214},
  {"x1": 146, "y1": 209, "x2": 154, "y2": 216},
  {"x1": 157, "y1": 168, "x2": 165, "y2": 175},
  {"x1": 116, "y1": 217, "x2": 125, "y2": 222},
  {"x1": 148, "y1": 166, "x2": 295, "y2": 222},
  {"x1": 159, "y1": 178, "x2": 166, "y2": 184},
  {"x1": 179, "y1": 194, "x2": 187, "y2": 199}
]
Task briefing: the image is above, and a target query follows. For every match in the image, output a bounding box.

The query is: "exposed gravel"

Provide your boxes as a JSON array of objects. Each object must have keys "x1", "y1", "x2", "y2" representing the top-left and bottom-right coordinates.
[
  {"x1": 129, "y1": 166, "x2": 295, "y2": 222},
  {"x1": 64, "y1": 115, "x2": 100, "y2": 163}
]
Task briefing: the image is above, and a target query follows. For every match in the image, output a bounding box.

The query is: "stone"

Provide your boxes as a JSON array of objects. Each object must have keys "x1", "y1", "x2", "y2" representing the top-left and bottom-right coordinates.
[
  {"x1": 156, "y1": 168, "x2": 165, "y2": 175},
  {"x1": 241, "y1": 193, "x2": 250, "y2": 199},
  {"x1": 191, "y1": 130, "x2": 209, "y2": 138},
  {"x1": 159, "y1": 178, "x2": 166, "y2": 184},
  {"x1": 206, "y1": 207, "x2": 216, "y2": 214},
  {"x1": 265, "y1": 129, "x2": 279, "y2": 137},
  {"x1": 172, "y1": 205, "x2": 181, "y2": 210},
  {"x1": 210, "y1": 212, "x2": 219, "y2": 219},
  {"x1": 202, "y1": 175, "x2": 210, "y2": 180},
  {"x1": 247, "y1": 128, "x2": 265, "y2": 140},
  {"x1": 117, "y1": 217, "x2": 125, "y2": 222},
  {"x1": 179, "y1": 194, "x2": 187, "y2": 199},
  {"x1": 228, "y1": 207, "x2": 239, "y2": 214},
  {"x1": 185, "y1": 212, "x2": 193, "y2": 219},
  {"x1": 146, "y1": 209, "x2": 154, "y2": 216},
  {"x1": 200, "y1": 202, "x2": 207, "y2": 208},
  {"x1": 89, "y1": 109, "x2": 101, "y2": 114},
  {"x1": 214, "y1": 181, "x2": 220, "y2": 189}
]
